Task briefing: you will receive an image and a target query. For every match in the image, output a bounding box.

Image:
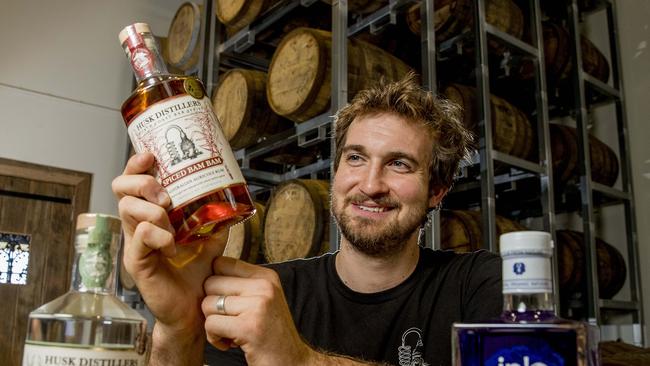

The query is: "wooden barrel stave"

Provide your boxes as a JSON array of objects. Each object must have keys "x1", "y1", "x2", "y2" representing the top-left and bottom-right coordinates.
[
  {"x1": 266, "y1": 27, "x2": 412, "y2": 123},
  {"x1": 406, "y1": 0, "x2": 523, "y2": 44},
  {"x1": 556, "y1": 230, "x2": 626, "y2": 299},
  {"x1": 213, "y1": 68, "x2": 291, "y2": 150},
  {"x1": 556, "y1": 230, "x2": 584, "y2": 292},
  {"x1": 550, "y1": 124, "x2": 619, "y2": 187},
  {"x1": 544, "y1": 22, "x2": 610, "y2": 84},
  {"x1": 440, "y1": 210, "x2": 526, "y2": 252},
  {"x1": 223, "y1": 201, "x2": 265, "y2": 263},
  {"x1": 215, "y1": 0, "x2": 283, "y2": 32},
  {"x1": 443, "y1": 84, "x2": 534, "y2": 160},
  {"x1": 263, "y1": 179, "x2": 330, "y2": 262},
  {"x1": 167, "y1": 2, "x2": 202, "y2": 71}
]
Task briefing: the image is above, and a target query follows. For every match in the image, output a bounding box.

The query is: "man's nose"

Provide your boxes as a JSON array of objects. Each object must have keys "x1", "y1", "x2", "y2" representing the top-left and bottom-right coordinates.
[{"x1": 359, "y1": 164, "x2": 389, "y2": 197}]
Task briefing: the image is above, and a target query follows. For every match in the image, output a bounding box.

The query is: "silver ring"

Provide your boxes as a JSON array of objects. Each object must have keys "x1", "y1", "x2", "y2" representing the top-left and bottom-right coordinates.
[{"x1": 215, "y1": 295, "x2": 227, "y2": 315}]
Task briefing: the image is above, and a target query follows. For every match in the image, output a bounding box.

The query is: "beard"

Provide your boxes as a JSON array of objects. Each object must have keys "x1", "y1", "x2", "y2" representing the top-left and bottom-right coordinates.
[{"x1": 332, "y1": 193, "x2": 428, "y2": 258}]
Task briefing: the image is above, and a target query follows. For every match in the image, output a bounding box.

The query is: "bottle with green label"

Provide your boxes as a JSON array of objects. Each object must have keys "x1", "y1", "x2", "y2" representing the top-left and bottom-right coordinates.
[{"x1": 22, "y1": 213, "x2": 149, "y2": 365}]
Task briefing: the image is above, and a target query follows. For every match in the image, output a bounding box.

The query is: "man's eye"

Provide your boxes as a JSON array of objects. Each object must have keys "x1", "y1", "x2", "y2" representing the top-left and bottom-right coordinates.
[
  {"x1": 390, "y1": 160, "x2": 411, "y2": 170},
  {"x1": 347, "y1": 154, "x2": 361, "y2": 161}
]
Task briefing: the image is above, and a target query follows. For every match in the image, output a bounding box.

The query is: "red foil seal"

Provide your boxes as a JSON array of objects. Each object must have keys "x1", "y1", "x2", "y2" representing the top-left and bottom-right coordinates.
[{"x1": 123, "y1": 25, "x2": 153, "y2": 80}]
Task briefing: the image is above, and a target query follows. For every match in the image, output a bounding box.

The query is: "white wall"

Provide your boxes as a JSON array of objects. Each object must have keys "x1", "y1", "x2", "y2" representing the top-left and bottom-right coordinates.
[
  {"x1": 0, "y1": 0, "x2": 183, "y2": 214},
  {"x1": 615, "y1": 0, "x2": 650, "y2": 345}
]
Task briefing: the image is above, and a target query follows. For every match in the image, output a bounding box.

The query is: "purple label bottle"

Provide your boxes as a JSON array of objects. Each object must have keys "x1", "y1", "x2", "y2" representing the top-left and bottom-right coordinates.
[{"x1": 452, "y1": 231, "x2": 600, "y2": 366}]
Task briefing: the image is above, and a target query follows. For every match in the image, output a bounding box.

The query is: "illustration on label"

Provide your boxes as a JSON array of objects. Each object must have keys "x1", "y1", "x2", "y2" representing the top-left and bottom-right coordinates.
[
  {"x1": 165, "y1": 125, "x2": 202, "y2": 164},
  {"x1": 128, "y1": 96, "x2": 244, "y2": 208}
]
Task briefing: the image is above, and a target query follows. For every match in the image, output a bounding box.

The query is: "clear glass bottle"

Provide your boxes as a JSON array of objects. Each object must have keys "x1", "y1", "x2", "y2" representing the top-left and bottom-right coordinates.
[
  {"x1": 452, "y1": 231, "x2": 600, "y2": 366},
  {"x1": 118, "y1": 23, "x2": 255, "y2": 245},
  {"x1": 22, "y1": 214, "x2": 149, "y2": 365}
]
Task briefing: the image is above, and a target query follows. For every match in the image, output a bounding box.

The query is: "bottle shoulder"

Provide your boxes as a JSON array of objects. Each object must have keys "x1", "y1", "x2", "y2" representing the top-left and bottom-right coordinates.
[{"x1": 29, "y1": 291, "x2": 146, "y2": 321}]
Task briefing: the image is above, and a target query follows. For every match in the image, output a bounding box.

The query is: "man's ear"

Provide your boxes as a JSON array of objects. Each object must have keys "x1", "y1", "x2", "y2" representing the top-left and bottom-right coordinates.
[{"x1": 428, "y1": 186, "x2": 448, "y2": 209}]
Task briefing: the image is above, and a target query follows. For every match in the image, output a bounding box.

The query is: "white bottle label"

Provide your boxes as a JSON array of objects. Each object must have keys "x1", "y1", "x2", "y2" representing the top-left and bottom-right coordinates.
[
  {"x1": 23, "y1": 343, "x2": 146, "y2": 366},
  {"x1": 127, "y1": 94, "x2": 245, "y2": 209},
  {"x1": 502, "y1": 254, "x2": 552, "y2": 294}
]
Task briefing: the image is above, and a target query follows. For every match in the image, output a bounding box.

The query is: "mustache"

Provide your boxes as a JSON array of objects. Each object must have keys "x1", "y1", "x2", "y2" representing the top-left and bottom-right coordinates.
[{"x1": 344, "y1": 194, "x2": 400, "y2": 208}]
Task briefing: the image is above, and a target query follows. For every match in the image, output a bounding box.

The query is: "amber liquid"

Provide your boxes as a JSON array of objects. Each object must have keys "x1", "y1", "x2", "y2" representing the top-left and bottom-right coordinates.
[{"x1": 121, "y1": 75, "x2": 255, "y2": 244}]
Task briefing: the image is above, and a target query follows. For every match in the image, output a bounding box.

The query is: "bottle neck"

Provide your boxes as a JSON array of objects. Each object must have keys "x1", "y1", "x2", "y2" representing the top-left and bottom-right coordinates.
[
  {"x1": 501, "y1": 250, "x2": 556, "y2": 322},
  {"x1": 121, "y1": 28, "x2": 169, "y2": 83},
  {"x1": 502, "y1": 293, "x2": 556, "y2": 322},
  {"x1": 70, "y1": 227, "x2": 120, "y2": 294}
]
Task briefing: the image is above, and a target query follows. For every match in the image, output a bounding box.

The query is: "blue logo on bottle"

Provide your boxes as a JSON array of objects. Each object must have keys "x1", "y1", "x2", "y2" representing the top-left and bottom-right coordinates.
[
  {"x1": 488, "y1": 345, "x2": 565, "y2": 366},
  {"x1": 513, "y1": 262, "x2": 526, "y2": 275}
]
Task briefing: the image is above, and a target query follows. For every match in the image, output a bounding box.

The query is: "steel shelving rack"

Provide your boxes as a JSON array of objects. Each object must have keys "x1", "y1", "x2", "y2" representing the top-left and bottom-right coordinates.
[
  {"x1": 562, "y1": 0, "x2": 644, "y2": 342},
  {"x1": 167, "y1": 0, "x2": 643, "y2": 343}
]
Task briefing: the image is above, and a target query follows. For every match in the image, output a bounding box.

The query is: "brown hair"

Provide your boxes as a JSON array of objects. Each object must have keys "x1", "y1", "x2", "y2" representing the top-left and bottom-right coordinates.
[{"x1": 333, "y1": 72, "x2": 474, "y2": 191}]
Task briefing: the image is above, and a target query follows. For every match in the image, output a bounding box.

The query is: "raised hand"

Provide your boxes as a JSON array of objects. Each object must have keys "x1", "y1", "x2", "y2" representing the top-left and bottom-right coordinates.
[{"x1": 112, "y1": 152, "x2": 228, "y2": 365}]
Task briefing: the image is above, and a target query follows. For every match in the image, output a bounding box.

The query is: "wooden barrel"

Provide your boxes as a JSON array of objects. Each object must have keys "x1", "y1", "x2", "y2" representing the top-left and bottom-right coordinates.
[
  {"x1": 556, "y1": 230, "x2": 584, "y2": 294},
  {"x1": 167, "y1": 2, "x2": 202, "y2": 71},
  {"x1": 223, "y1": 202, "x2": 265, "y2": 263},
  {"x1": 549, "y1": 124, "x2": 619, "y2": 187},
  {"x1": 556, "y1": 230, "x2": 626, "y2": 299},
  {"x1": 405, "y1": 0, "x2": 523, "y2": 43},
  {"x1": 440, "y1": 210, "x2": 527, "y2": 252},
  {"x1": 215, "y1": 0, "x2": 283, "y2": 33},
  {"x1": 263, "y1": 180, "x2": 330, "y2": 262},
  {"x1": 266, "y1": 27, "x2": 412, "y2": 123},
  {"x1": 543, "y1": 22, "x2": 610, "y2": 84},
  {"x1": 213, "y1": 69, "x2": 291, "y2": 150},
  {"x1": 443, "y1": 84, "x2": 534, "y2": 160},
  {"x1": 541, "y1": 22, "x2": 574, "y2": 82}
]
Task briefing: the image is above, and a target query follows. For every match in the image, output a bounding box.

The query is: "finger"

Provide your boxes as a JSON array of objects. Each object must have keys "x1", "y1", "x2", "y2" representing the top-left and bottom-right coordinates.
[
  {"x1": 112, "y1": 173, "x2": 170, "y2": 207},
  {"x1": 204, "y1": 275, "x2": 275, "y2": 298},
  {"x1": 118, "y1": 195, "x2": 175, "y2": 234},
  {"x1": 202, "y1": 294, "x2": 264, "y2": 317},
  {"x1": 207, "y1": 336, "x2": 234, "y2": 352},
  {"x1": 205, "y1": 314, "x2": 246, "y2": 347},
  {"x1": 123, "y1": 152, "x2": 155, "y2": 175},
  {"x1": 129, "y1": 221, "x2": 177, "y2": 260},
  {"x1": 212, "y1": 255, "x2": 275, "y2": 279}
]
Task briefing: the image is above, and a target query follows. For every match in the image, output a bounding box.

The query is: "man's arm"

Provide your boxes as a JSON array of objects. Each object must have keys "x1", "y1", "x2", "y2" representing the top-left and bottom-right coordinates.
[
  {"x1": 306, "y1": 350, "x2": 390, "y2": 366},
  {"x1": 149, "y1": 323, "x2": 206, "y2": 365}
]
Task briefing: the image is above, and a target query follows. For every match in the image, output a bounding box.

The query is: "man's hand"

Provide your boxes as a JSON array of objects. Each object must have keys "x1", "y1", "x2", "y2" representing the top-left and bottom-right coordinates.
[
  {"x1": 112, "y1": 152, "x2": 228, "y2": 365},
  {"x1": 202, "y1": 256, "x2": 313, "y2": 366},
  {"x1": 203, "y1": 257, "x2": 392, "y2": 366}
]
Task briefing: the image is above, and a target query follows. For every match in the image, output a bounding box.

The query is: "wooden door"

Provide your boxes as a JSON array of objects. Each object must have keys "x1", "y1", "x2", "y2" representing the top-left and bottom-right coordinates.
[{"x1": 0, "y1": 158, "x2": 91, "y2": 366}]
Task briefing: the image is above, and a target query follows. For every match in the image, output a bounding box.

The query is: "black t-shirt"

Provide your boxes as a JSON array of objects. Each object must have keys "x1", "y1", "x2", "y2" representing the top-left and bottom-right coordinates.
[{"x1": 205, "y1": 247, "x2": 502, "y2": 366}]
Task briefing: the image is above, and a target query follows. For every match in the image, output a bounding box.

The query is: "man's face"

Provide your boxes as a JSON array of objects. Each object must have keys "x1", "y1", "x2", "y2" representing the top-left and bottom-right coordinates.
[{"x1": 332, "y1": 113, "x2": 442, "y2": 257}]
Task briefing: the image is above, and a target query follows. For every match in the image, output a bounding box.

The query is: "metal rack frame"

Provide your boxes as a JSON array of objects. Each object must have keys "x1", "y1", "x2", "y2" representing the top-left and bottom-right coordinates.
[
  {"x1": 197, "y1": 0, "x2": 643, "y2": 341},
  {"x1": 565, "y1": 0, "x2": 644, "y2": 342}
]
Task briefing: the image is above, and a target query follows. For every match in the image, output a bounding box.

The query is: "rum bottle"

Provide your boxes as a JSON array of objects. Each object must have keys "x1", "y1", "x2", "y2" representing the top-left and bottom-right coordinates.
[
  {"x1": 452, "y1": 231, "x2": 600, "y2": 366},
  {"x1": 118, "y1": 23, "x2": 255, "y2": 244},
  {"x1": 22, "y1": 214, "x2": 148, "y2": 365}
]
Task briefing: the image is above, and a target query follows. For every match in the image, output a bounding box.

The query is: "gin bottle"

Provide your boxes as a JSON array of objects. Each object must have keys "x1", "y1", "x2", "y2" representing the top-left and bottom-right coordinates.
[
  {"x1": 22, "y1": 214, "x2": 148, "y2": 365},
  {"x1": 119, "y1": 23, "x2": 255, "y2": 245},
  {"x1": 452, "y1": 231, "x2": 600, "y2": 366}
]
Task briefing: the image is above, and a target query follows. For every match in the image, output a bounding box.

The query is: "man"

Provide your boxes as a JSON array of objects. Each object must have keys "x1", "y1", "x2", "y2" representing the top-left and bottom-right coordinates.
[{"x1": 113, "y1": 74, "x2": 502, "y2": 366}]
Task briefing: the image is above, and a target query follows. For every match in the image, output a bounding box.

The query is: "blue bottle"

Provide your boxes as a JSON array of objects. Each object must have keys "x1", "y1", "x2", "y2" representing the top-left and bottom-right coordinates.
[{"x1": 452, "y1": 231, "x2": 600, "y2": 366}]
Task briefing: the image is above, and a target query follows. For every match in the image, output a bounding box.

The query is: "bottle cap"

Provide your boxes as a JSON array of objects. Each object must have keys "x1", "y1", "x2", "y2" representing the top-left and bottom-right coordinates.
[
  {"x1": 76, "y1": 213, "x2": 122, "y2": 234},
  {"x1": 500, "y1": 231, "x2": 553, "y2": 257},
  {"x1": 500, "y1": 231, "x2": 553, "y2": 294},
  {"x1": 118, "y1": 22, "x2": 152, "y2": 46}
]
